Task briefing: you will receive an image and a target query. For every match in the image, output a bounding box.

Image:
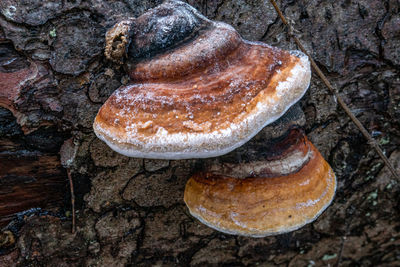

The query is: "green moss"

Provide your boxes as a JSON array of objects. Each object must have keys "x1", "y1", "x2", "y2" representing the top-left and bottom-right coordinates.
[
  {"x1": 49, "y1": 28, "x2": 57, "y2": 38},
  {"x1": 322, "y1": 253, "x2": 337, "y2": 261},
  {"x1": 379, "y1": 136, "x2": 390, "y2": 145},
  {"x1": 367, "y1": 190, "x2": 378, "y2": 201},
  {"x1": 386, "y1": 180, "x2": 397, "y2": 190},
  {"x1": 365, "y1": 175, "x2": 374, "y2": 181}
]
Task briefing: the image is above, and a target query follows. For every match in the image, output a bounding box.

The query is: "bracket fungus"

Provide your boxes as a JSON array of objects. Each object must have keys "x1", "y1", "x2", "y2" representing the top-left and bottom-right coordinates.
[
  {"x1": 93, "y1": 0, "x2": 311, "y2": 159},
  {"x1": 184, "y1": 127, "x2": 336, "y2": 237},
  {"x1": 93, "y1": 0, "x2": 337, "y2": 237}
]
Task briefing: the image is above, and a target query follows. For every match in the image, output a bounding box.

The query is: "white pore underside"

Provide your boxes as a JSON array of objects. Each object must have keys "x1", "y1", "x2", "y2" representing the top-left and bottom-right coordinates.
[{"x1": 94, "y1": 50, "x2": 311, "y2": 159}]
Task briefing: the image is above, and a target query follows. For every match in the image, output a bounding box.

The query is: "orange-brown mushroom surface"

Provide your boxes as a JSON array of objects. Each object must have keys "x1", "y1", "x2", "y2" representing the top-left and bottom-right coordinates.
[
  {"x1": 184, "y1": 129, "x2": 336, "y2": 237},
  {"x1": 93, "y1": 0, "x2": 311, "y2": 159}
]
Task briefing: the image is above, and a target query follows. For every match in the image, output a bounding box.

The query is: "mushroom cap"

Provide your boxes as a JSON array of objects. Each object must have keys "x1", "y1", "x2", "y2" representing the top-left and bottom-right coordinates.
[
  {"x1": 93, "y1": 0, "x2": 311, "y2": 159},
  {"x1": 184, "y1": 129, "x2": 336, "y2": 237}
]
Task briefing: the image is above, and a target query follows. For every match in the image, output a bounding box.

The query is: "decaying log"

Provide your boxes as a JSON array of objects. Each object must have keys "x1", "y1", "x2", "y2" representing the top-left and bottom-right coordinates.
[{"x1": 0, "y1": 139, "x2": 66, "y2": 227}]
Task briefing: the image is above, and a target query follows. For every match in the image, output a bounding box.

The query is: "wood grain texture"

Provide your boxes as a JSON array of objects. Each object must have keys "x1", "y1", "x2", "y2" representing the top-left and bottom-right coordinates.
[{"x1": 0, "y1": 150, "x2": 66, "y2": 227}]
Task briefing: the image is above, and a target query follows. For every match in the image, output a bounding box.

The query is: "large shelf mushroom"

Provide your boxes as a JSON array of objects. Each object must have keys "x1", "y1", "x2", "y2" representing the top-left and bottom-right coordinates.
[
  {"x1": 93, "y1": 0, "x2": 336, "y2": 237},
  {"x1": 93, "y1": 0, "x2": 310, "y2": 159}
]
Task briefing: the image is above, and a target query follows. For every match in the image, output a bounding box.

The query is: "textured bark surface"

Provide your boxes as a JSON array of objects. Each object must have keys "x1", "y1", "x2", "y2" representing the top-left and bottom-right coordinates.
[{"x1": 1, "y1": 0, "x2": 400, "y2": 266}]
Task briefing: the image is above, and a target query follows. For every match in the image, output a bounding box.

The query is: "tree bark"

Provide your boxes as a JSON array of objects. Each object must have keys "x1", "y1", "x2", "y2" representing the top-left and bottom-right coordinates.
[{"x1": 0, "y1": 0, "x2": 399, "y2": 266}]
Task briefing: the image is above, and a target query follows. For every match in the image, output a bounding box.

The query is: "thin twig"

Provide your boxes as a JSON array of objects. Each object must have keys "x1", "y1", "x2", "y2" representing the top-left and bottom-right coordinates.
[
  {"x1": 269, "y1": 0, "x2": 400, "y2": 181},
  {"x1": 67, "y1": 169, "x2": 76, "y2": 234},
  {"x1": 335, "y1": 217, "x2": 351, "y2": 267}
]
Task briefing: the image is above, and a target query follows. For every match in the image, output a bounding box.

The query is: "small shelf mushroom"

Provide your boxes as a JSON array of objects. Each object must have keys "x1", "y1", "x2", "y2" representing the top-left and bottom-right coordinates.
[
  {"x1": 184, "y1": 128, "x2": 337, "y2": 237},
  {"x1": 93, "y1": 0, "x2": 310, "y2": 159}
]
